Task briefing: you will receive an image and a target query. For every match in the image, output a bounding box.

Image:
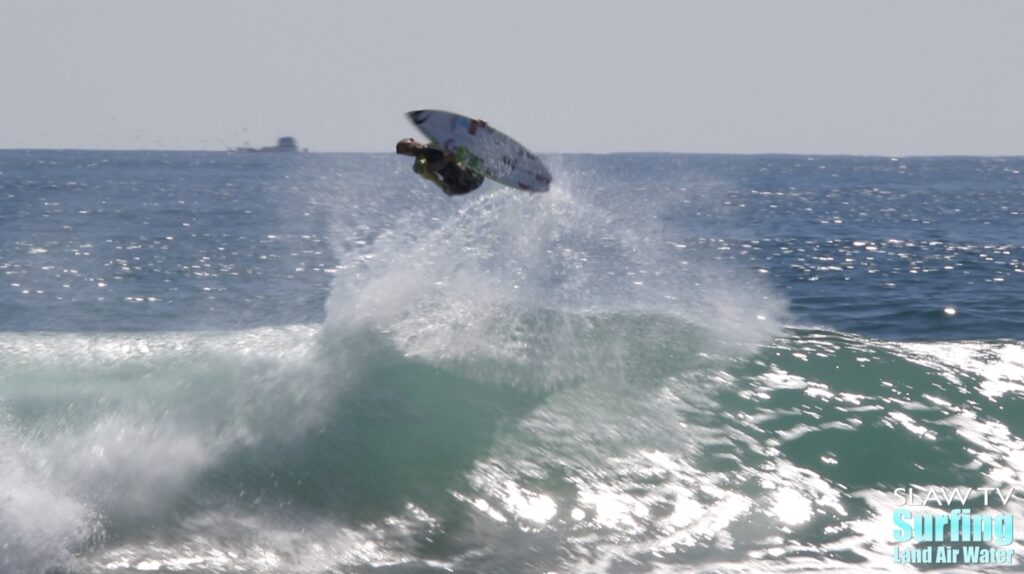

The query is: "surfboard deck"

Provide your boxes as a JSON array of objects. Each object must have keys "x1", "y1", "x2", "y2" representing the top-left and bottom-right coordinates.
[{"x1": 407, "y1": 110, "x2": 552, "y2": 192}]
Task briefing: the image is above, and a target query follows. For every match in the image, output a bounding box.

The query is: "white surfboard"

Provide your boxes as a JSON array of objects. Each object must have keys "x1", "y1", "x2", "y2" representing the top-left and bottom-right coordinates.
[{"x1": 407, "y1": 110, "x2": 552, "y2": 192}]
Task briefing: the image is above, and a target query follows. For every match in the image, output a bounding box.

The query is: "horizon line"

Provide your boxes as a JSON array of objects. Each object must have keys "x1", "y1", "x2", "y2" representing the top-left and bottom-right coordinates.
[{"x1": 2, "y1": 147, "x2": 1023, "y2": 159}]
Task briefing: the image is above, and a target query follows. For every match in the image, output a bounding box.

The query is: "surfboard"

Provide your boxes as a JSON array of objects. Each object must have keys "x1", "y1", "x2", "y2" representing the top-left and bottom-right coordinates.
[{"x1": 407, "y1": 110, "x2": 552, "y2": 192}]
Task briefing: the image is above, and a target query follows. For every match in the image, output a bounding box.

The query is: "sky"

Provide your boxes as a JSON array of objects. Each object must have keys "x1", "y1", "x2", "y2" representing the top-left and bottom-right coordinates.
[{"x1": 1, "y1": 0, "x2": 1022, "y2": 155}]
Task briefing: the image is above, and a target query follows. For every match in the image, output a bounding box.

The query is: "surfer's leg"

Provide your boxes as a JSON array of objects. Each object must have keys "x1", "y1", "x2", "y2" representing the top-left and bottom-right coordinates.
[{"x1": 414, "y1": 157, "x2": 449, "y2": 193}]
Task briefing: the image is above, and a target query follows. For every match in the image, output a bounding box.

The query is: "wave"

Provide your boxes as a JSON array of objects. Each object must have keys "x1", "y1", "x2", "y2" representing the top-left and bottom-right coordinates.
[
  {"x1": 3, "y1": 324, "x2": 1022, "y2": 572},
  {"x1": 3, "y1": 179, "x2": 1023, "y2": 572}
]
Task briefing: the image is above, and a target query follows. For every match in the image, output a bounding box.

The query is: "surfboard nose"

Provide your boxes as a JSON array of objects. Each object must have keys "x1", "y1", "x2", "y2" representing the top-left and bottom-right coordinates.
[{"x1": 408, "y1": 110, "x2": 430, "y2": 125}]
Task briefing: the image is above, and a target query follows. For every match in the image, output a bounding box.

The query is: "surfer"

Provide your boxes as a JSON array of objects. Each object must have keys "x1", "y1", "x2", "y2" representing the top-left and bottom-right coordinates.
[{"x1": 395, "y1": 138, "x2": 485, "y2": 196}]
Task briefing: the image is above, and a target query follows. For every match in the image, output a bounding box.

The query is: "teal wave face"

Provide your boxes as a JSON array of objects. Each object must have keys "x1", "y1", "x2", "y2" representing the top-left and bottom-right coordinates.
[{"x1": 2, "y1": 323, "x2": 1023, "y2": 572}]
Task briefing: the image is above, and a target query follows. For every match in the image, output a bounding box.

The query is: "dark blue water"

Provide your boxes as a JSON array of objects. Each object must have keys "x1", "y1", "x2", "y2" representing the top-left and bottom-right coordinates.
[
  {"x1": 4, "y1": 151, "x2": 1020, "y2": 339},
  {"x1": 1, "y1": 150, "x2": 1022, "y2": 573}
]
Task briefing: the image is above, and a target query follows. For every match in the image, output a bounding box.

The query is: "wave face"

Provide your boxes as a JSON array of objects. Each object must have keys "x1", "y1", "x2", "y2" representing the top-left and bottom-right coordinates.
[{"x1": 0, "y1": 151, "x2": 1022, "y2": 572}]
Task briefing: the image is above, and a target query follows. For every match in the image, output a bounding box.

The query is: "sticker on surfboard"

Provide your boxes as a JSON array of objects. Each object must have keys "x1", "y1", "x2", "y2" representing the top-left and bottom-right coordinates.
[{"x1": 407, "y1": 110, "x2": 552, "y2": 192}]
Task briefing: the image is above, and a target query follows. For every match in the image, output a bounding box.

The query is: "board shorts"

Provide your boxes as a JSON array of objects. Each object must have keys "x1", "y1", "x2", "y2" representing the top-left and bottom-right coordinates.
[{"x1": 417, "y1": 147, "x2": 485, "y2": 195}]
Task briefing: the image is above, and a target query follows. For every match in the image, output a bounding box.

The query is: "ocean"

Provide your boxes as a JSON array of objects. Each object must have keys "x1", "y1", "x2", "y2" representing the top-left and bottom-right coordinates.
[{"x1": 1, "y1": 150, "x2": 1022, "y2": 573}]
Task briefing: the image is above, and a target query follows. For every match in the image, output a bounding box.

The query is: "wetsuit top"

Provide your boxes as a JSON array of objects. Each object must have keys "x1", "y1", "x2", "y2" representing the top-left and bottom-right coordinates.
[{"x1": 414, "y1": 146, "x2": 485, "y2": 195}]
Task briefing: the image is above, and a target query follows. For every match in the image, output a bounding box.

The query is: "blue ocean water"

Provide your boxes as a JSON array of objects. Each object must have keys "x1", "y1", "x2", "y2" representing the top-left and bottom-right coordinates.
[{"x1": 1, "y1": 150, "x2": 1022, "y2": 572}]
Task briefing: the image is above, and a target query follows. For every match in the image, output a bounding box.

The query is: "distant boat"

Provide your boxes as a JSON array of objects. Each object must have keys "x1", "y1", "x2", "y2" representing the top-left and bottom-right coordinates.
[{"x1": 233, "y1": 137, "x2": 307, "y2": 153}]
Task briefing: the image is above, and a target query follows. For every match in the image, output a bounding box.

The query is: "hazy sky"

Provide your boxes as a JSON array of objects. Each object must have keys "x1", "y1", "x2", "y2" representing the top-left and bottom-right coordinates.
[{"x1": 2, "y1": 1, "x2": 1022, "y2": 155}]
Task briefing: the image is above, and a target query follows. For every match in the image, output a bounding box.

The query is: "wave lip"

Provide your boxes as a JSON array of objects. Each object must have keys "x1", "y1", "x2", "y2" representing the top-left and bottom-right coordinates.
[{"x1": 0, "y1": 408, "x2": 99, "y2": 574}]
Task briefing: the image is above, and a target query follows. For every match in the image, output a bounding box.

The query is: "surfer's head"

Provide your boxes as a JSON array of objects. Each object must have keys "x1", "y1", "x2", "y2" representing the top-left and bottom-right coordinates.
[{"x1": 395, "y1": 138, "x2": 422, "y2": 156}]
